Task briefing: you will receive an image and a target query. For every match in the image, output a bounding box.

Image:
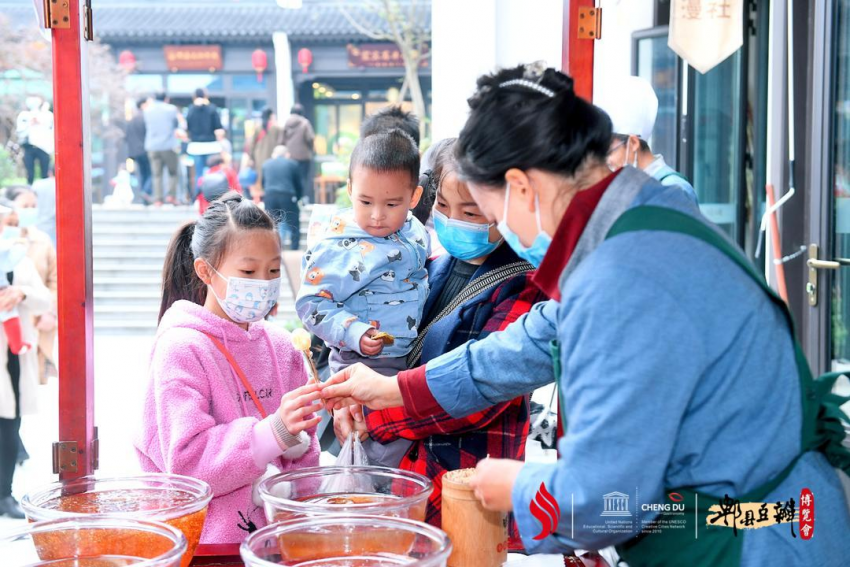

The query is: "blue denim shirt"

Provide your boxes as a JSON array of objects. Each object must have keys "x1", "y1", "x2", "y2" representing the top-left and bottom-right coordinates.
[
  {"x1": 421, "y1": 169, "x2": 849, "y2": 563},
  {"x1": 296, "y1": 209, "x2": 429, "y2": 358}
]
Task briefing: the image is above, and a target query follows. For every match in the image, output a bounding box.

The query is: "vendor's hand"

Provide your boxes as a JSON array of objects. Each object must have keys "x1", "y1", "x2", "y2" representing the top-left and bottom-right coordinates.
[
  {"x1": 359, "y1": 329, "x2": 384, "y2": 357},
  {"x1": 277, "y1": 383, "x2": 323, "y2": 435},
  {"x1": 320, "y1": 363, "x2": 403, "y2": 412},
  {"x1": 36, "y1": 312, "x2": 57, "y2": 332},
  {"x1": 469, "y1": 458, "x2": 524, "y2": 512},
  {"x1": 333, "y1": 405, "x2": 369, "y2": 444},
  {"x1": 0, "y1": 287, "x2": 25, "y2": 312}
]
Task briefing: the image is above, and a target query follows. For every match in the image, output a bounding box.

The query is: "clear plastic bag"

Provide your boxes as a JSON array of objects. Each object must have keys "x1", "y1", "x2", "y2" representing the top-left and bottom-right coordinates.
[{"x1": 319, "y1": 433, "x2": 376, "y2": 494}]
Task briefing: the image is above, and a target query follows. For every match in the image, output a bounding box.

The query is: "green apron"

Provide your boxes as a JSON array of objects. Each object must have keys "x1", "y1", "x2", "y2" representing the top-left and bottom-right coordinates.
[{"x1": 548, "y1": 205, "x2": 850, "y2": 566}]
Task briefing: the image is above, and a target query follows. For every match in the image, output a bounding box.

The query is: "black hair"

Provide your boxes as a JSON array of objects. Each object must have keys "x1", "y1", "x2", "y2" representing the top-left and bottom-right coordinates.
[
  {"x1": 206, "y1": 154, "x2": 224, "y2": 168},
  {"x1": 411, "y1": 173, "x2": 433, "y2": 225},
  {"x1": 136, "y1": 97, "x2": 147, "y2": 109},
  {"x1": 349, "y1": 128, "x2": 420, "y2": 188},
  {"x1": 4, "y1": 185, "x2": 34, "y2": 202},
  {"x1": 429, "y1": 138, "x2": 459, "y2": 194},
  {"x1": 155, "y1": 92, "x2": 167, "y2": 102},
  {"x1": 361, "y1": 106, "x2": 420, "y2": 146},
  {"x1": 194, "y1": 88, "x2": 206, "y2": 99},
  {"x1": 261, "y1": 107, "x2": 275, "y2": 131},
  {"x1": 159, "y1": 192, "x2": 276, "y2": 323},
  {"x1": 456, "y1": 64, "x2": 612, "y2": 186},
  {"x1": 291, "y1": 104, "x2": 305, "y2": 116},
  {"x1": 412, "y1": 138, "x2": 456, "y2": 224}
]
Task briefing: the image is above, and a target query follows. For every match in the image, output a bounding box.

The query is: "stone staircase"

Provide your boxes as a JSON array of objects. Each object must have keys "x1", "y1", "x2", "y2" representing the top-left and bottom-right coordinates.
[{"x1": 93, "y1": 205, "x2": 307, "y2": 336}]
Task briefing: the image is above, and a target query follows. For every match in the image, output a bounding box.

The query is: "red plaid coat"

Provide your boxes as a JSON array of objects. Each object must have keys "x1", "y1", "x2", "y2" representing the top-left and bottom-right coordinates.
[{"x1": 366, "y1": 248, "x2": 547, "y2": 550}]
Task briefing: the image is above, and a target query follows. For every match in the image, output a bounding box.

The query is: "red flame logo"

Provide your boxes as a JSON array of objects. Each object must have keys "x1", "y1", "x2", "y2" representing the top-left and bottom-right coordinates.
[{"x1": 530, "y1": 482, "x2": 561, "y2": 540}]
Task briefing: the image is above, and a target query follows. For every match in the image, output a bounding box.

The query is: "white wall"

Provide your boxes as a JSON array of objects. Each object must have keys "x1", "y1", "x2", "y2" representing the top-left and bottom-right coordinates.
[
  {"x1": 431, "y1": 0, "x2": 496, "y2": 142},
  {"x1": 591, "y1": 0, "x2": 654, "y2": 105},
  {"x1": 494, "y1": 0, "x2": 563, "y2": 72},
  {"x1": 431, "y1": 0, "x2": 563, "y2": 142}
]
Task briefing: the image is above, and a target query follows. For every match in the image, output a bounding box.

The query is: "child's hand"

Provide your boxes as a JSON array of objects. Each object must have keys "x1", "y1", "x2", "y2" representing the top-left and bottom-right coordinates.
[
  {"x1": 333, "y1": 405, "x2": 369, "y2": 444},
  {"x1": 359, "y1": 329, "x2": 384, "y2": 356},
  {"x1": 277, "y1": 383, "x2": 323, "y2": 436}
]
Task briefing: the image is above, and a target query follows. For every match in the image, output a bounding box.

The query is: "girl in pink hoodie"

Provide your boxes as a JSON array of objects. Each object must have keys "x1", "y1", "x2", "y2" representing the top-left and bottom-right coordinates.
[{"x1": 135, "y1": 192, "x2": 322, "y2": 544}]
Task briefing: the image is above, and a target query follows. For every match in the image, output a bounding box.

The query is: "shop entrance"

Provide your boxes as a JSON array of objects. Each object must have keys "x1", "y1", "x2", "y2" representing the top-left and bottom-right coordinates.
[{"x1": 802, "y1": 0, "x2": 850, "y2": 375}]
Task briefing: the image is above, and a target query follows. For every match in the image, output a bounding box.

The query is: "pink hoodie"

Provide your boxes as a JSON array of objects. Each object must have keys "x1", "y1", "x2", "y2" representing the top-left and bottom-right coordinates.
[{"x1": 135, "y1": 300, "x2": 320, "y2": 544}]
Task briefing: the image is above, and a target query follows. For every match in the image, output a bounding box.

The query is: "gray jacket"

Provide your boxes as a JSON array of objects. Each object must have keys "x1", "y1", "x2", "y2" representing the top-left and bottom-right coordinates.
[{"x1": 144, "y1": 101, "x2": 179, "y2": 152}]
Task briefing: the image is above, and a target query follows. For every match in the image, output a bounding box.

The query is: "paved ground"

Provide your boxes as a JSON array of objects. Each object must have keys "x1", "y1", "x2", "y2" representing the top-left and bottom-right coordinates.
[{"x1": 0, "y1": 333, "x2": 557, "y2": 536}]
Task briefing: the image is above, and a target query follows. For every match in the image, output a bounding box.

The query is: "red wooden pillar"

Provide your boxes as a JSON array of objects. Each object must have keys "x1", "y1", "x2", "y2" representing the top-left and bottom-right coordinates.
[
  {"x1": 50, "y1": 0, "x2": 96, "y2": 480},
  {"x1": 562, "y1": 0, "x2": 596, "y2": 102}
]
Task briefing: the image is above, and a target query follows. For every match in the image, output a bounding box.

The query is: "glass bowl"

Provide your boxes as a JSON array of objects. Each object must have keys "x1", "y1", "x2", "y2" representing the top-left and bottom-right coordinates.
[
  {"x1": 259, "y1": 466, "x2": 432, "y2": 524},
  {"x1": 3, "y1": 516, "x2": 186, "y2": 567},
  {"x1": 21, "y1": 473, "x2": 211, "y2": 567},
  {"x1": 240, "y1": 515, "x2": 452, "y2": 567}
]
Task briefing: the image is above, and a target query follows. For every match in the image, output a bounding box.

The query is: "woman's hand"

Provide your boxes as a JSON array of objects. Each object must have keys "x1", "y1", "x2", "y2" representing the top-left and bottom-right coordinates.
[
  {"x1": 0, "y1": 287, "x2": 25, "y2": 312},
  {"x1": 320, "y1": 363, "x2": 403, "y2": 412},
  {"x1": 359, "y1": 329, "x2": 384, "y2": 357},
  {"x1": 469, "y1": 458, "x2": 525, "y2": 512},
  {"x1": 333, "y1": 405, "x2": 369, "y2": 444},
  {"x1": 277, "y1": 383, "x2": 323, "y2": 436}
]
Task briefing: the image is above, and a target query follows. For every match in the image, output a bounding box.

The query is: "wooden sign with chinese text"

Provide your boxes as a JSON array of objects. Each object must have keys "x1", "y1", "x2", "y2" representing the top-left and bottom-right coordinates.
[
  {"x1": 163, "y1": 45, "x2": 223, "y2": 72},
  {"x1": 347, "y1": 43, "x2": 429, "y2": 68}
]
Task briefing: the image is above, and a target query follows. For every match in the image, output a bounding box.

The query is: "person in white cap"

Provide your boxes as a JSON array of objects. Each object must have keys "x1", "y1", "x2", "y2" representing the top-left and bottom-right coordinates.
[{"x1": 596, "y1": 76, "x2": 698, "y2": 204}]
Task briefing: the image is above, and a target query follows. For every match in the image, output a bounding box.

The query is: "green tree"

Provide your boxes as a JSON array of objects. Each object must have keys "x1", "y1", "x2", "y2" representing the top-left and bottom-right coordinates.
[{"x1": 337, "y1": 0, "x2": 431, "y2": 142}]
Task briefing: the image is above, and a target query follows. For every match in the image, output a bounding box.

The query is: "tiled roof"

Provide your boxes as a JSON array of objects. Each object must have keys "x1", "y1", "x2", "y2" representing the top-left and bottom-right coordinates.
[{"x1": 1, "y1": 1, "x2": 431, "y2": 44}]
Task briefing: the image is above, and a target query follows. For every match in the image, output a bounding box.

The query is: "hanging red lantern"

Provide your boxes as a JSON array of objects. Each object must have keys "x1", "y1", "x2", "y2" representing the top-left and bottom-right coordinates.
[
  {"x1": 118, "y1": 50, "x2": 136, "y2": 72},
  {"x1": 252, "y1": 49, "x2": 268, "y2": 82},
  {"x1": 297, "y1": 48, "x2": 313, "y2": 73}
]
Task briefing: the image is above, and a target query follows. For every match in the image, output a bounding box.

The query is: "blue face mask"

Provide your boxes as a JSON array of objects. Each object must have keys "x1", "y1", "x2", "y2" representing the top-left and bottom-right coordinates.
[
  {"x1": 496, "y1": 182, "x2": 552, "y2": 267},
  {"x1": 433, "y1": 209, "x2": 501, "y2": 261},
  {"x1": 17, "y1": 208, "x2": 38, "y2": 228}
]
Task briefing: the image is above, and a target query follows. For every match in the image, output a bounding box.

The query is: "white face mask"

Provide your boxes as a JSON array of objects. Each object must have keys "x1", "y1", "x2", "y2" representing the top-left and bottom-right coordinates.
[{"x1": 208, "y1": 264, "x2": 280, "y2": 324}]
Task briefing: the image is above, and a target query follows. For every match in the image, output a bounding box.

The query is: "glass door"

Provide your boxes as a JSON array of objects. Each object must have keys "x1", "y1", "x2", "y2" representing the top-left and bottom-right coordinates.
[
  {"x1": 803, "y1": 0, "x2": 850, "y2": 377},
  {"x1": 633, "y1": 3, "x2": 762, "y2": 253},
  {"x1": 828, "y1": 0, "x2": 850, "y2": 371},
  {"x1": 690, "y1": 51, "x2": 747, "y2": 243},
  {"x1": 633, "y1": 27, "x2": 680, "y2": 168}
]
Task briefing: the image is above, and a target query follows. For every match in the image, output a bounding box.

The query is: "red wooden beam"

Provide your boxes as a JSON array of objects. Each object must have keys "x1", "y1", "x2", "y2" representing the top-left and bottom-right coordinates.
[
  {"x1": 562, "y1": 0, "x2": 596, "y2": 102},
  {"x1": 51, "y1": 0, "x2": 96, "y2": 480}
]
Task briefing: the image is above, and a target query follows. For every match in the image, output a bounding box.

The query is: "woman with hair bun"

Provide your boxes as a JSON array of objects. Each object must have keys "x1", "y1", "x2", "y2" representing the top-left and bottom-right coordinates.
[{"x1": 320, "y1": 64, "x2": 849, "y2": 565}]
